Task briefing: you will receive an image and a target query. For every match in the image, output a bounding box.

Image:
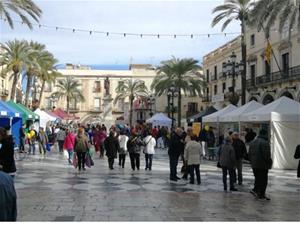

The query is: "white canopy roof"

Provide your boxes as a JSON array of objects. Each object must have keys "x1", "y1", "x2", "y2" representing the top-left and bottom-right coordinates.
[
  {"x1": 34, "y1": 108, "x2": 57, "y2": 128},
  {"x1": 240, "y1": 96, "x2": 300, "y2": 122},
  {"x1": 219, "y1": 101, "x2": 263, "y2": 122},
  {"x1": 202, "y1": 104, "x2": 237, "y2": 123},
  {"x1": 146, "y1": 113, "x2": 172, "y2": 127}
]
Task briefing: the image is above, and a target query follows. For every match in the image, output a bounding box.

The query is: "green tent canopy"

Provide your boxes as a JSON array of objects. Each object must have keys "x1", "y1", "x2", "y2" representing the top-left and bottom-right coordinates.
[{"x1": 6, "y1": 101, "x2": 39, "y2": 122}]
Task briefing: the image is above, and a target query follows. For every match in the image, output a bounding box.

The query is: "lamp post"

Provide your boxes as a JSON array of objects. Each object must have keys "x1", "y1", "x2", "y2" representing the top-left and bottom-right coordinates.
[
  {"x1": 147, "y1": 94, "x2": 155, "y2": 117},
  {"x1": 222, "y1": 52, "x2": 244, "y2": 105},
  {"x1": 168, "y1": 85, "x2": 178, "y2": 128}
]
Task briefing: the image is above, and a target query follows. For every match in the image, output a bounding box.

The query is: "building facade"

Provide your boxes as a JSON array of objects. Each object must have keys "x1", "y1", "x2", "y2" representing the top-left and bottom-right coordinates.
[
  {"x1": 203, "y1": 20, "x2": 300, "y2": 109},
  {"x1": 40, "y1": 64, "x2": 204, "y2": 125}
]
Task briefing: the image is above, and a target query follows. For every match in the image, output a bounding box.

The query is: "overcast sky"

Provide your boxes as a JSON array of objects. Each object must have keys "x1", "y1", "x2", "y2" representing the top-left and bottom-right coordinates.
[{"x1": 0, "y1": 0, "x2": 240, "y2": 66}]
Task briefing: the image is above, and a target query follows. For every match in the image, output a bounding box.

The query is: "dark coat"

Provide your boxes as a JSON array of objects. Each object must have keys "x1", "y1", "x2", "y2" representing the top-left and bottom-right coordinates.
[
  {"x1": 294, "y1": 145, "x2": 300, "y2": 178},
  {"x1": 0, "y1": 136, "x2": 16, "y2": 174},
  {"x1": 232, "y1": 138, "x2": 247, "y2": 159},
  {"x1": 248, "y1": 135, "x2": 272, "y2": 169},
  {"x1": 104, "y1": 136, "x2": 119, "y2": 159},
  {"x1": 127, "y1": 136, "x2": 142, "y2": 154},
  {"x1": 168, "y1": 133, "x2": 184, "y2": 159},
  {"x1": 0, "y1": 171, "x2": 17, "y2": 221},
  {"x1": 198, "y1": 130, "x2": 207, "y2": 142},
  {"x1": 219, "y1": 143, "x2": 236, "y2": 168}
]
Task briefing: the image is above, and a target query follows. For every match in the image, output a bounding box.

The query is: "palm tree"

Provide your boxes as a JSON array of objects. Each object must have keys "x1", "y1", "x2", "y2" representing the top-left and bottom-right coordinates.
[
  {"x1": 51, "y1": 76, "x2": 85, "y2": 114},
  {"x1": 0, "y1": 39, "x2": 32, "y2": 101},
  {"x1": 151, "y1": 57, "x2": 205, "y2": 127},
  {"x1": 0, "y1": 0, "x2": 42, "y2": 29},
  {"x1": 211, "y1": 0, "x2": 254, "y2": 105},
  {"x1": 250, "y1": 0, "x2": 300, "y2": 39},
  {"x1": 114, "y1": 79, "x2": 148, "y2": 126}
]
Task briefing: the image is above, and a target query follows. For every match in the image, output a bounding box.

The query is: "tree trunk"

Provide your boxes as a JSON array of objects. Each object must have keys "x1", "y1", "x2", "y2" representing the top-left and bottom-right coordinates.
[
  {"x1": 129, "y1": 95, "x2": 134, "y2": 127},
  {"x1": 241, "y1": 20, "x2": 247, "y2": 105},
  {"x1": 38, "y1": 80, "x2": 45, "y2": 108},
  {"x1": 24, "y1": 73, "x2": 33, "y2": 107},
  {"x1": 10, "y1": 72, "x2": 19, "y2": 101},
  {"x1": 177, "y1": 90, "x2": 182, "y2": 128},
  {"x1": 66, "y1": 96, "x2": 70, "y2": 114}
]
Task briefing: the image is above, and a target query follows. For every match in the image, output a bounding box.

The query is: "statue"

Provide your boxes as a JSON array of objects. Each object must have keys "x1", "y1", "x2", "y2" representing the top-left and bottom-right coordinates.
[{"x1": 104, "y1": 76, "x2": 110, "y2": 96}]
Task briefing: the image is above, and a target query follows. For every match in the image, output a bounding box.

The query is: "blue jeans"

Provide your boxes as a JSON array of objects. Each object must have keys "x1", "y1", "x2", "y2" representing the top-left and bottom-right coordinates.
[
  {"x1": 145, "y1": 154, "x2": 153, "y2": 170},
  {"x1": 68, "y1": 150, "x2": 74, "y2": 164},
  {"x1": 29, "y1": 142, "x2": 36, "y2": 155}
]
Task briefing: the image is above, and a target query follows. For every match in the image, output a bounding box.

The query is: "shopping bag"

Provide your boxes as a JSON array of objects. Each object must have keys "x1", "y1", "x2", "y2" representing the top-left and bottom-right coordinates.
[
  {"x1": 46, "y1": 143, "x2": 51, "y2": 152},
  {"x1": 63, "y1": 150, "x2": 69, "y2": 160},
  {"x1": 85, "y1": 153, "x2": 92, "y2": 168},
  {"x1": 73, "y1": 154, "x2": 78, "y2": 168}
]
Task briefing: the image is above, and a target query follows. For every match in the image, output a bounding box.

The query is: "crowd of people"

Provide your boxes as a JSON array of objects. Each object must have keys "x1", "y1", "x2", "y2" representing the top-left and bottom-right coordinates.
[{"x1": 1, "y1": 121, "x2": 300, "y2": 221}]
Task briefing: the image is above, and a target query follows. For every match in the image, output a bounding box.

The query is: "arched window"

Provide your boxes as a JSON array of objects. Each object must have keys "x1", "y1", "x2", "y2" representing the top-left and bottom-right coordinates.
[
  {"x1": 262, "y1": 94, "x2": 274, "y2": 105},
  {"x1": 280, "y1": 91, "x2": 294, "y2": 100}
]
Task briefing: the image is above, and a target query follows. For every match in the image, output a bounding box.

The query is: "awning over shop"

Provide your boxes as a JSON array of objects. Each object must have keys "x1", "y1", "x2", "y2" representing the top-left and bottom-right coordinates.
[
  {"x1": 202, "y1": 104, "x2": 237, "y2": 123},
  {"x1": 6, "y1": 101, "x2": 39, "y2": 121},
  {"x1": 0, "y1": 101, "x2": 22, "y2": 118},
  {"x1": 52, "y1": 108, "x2": 78, "y2": 120}
]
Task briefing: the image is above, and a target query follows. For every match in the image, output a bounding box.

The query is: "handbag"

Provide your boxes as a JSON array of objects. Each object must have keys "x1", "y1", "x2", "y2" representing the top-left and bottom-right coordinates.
[
  {"x1": 46, "y1": 143, "x2": 51, "y2": 152},
  {"x1": 142, "y1": 137, "x2": 152, "y2": 154},
  {"x1": 72, "y1": 154, "x2": 78, "y2": 168}
]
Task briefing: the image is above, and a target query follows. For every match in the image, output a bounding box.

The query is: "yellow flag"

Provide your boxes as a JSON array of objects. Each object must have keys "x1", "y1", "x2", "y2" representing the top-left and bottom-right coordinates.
[{"x1": 265, "y1": 41, "x2": 272, "y2": 64}]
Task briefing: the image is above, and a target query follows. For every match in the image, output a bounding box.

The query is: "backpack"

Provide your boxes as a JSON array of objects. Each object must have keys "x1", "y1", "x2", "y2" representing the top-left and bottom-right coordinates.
[{"x1": 75, "y1": 137, "x2": 87, "y2": 152}]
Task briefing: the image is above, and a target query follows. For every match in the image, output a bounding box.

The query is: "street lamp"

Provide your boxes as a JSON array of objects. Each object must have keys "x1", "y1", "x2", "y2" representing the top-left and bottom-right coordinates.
[
  {"x1": 167, "y1": 85, "x2": 178, "y2": 128},
  {"x1": 223, "y1": 52, "x2": 244, "y2": 103}
]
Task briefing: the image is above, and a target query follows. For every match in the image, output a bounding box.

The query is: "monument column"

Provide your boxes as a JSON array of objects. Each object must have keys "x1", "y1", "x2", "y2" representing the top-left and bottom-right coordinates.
[{"x1": 102, "y1": 77, "x2": 114, "y2": 128}]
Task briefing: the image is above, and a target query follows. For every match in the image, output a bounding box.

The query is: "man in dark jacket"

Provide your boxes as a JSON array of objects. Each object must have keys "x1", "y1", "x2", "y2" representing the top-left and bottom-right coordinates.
[
  {"x1": 232, "y1": 132, "x2": 247, "y2": 185},
  {"x1": 104, "y1": 131, "x2": 120, "y2": 170},
  {"x1": 245, "y1": 128, "x2": 256, "y2": 144},
  {"x1": 0, "y1": 128, "x2": 16, "y2": 177},
  {"x1": 248, "y1": 129, "x2": 272, "y2": 200},
  {"x1": 168, "y1": 128, "x2": 184, "y2": 181},
  {"x1": 0, "y1": 171, "x2": 17, "y2": 221}
]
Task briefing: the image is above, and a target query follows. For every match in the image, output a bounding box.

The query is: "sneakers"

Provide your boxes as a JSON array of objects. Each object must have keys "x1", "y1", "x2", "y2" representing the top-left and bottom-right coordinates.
[
  {"x1": 258, "y1": 196, "x2": 271, "y2": 201},
  {"x1": 250, "y1": 189, "x2": 258, "y2": 197},
  {"x1": 230, "y1": 188, "x2": 238, "y2": 192}
]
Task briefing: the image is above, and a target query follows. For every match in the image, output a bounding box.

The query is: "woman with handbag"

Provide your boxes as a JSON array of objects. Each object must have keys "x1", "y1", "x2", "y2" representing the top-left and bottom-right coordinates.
[
  {"x1": 127, "y1": 131, "x2": 143, "y2": 171},
  {"x1": 143, "y1": 130, "x2": 156, "y2": 171},
  {"x1": 118, "y1": 130, "x2": 129, "y2": 168},
  {"x1": 74, "y1": 128, "x2": 89, "y2": 171},
  {"x1": 63, "y1": 128, "x2": 76, "y2": 165}
]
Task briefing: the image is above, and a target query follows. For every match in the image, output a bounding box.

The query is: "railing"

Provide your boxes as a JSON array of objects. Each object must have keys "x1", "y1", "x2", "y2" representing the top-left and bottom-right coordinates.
[
  {"x1": 211, "y1": 75, "x2": 218, "y2": 81},
  {"x1": 219, "y1": 72, "x2": 226, "y2": 79},
  {"x1": 246, "y1": 65, "x2": 300, "y2": 88},
  {"x1": 186, "y1": 111, "x2": 199, "y2": 118}
]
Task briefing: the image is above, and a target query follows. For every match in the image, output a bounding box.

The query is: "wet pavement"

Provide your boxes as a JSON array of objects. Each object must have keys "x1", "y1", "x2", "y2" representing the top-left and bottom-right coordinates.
[{"x1": 14, "y1": 146, "x2": 300, "y2": 221}]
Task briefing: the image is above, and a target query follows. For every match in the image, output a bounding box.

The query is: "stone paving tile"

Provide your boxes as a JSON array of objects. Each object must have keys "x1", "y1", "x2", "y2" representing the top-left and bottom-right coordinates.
[{"x1": 13, "y1": 148, "x2": 300, "y2": 221}]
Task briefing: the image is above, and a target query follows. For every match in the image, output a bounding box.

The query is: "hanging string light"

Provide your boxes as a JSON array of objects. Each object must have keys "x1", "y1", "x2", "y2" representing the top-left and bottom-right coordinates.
[{"x1": 0, "y1": 17, "x2": 242, "y2": 39}]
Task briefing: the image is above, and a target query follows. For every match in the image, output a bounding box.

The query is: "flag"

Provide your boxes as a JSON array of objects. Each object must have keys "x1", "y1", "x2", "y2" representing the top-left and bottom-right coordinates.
[{"x1": 265, "y1": 41, "x2": 272, "y2": 64}]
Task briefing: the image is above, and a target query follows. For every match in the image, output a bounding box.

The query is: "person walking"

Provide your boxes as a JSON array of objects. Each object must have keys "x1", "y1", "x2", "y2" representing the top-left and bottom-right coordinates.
[
  {"x1": 27, "y1": 126, "x2": 37, "y2": 155},
  {"x1": 118, "y1": 130, "x2": 129, "y2": 168},
  {"x1": 19, "y1": 125, "x2": 26, "y2": 153},
  {"x1": 219, "y1": 136, "x2": 237, "y2": 192},
  {"x1": 0, "y1": 171, "x2": 17, "y2": 221},
  {"x1": 0, "y1": 128, "x2": 16, "y2": 178},
  {"x1": 232, "y1": 132, "x2": 247, "y2": 185},
  {"x1": 104, "y1": 131, "x2": 120, "y2": 170},
  {"x1": 74, "y1": 128, "x2": 89, "y2": 171},
  {"x1": 182, "y1": 127, "x2": 193, "y2": 180},
  {"x1": 168, "y1": 128, "x2": 184, "y2": 181},
  {"x1": 248, "y1": 129, "x2": 272, "y2": 200},
  {"x1": 56, "y1": 127, "x2": 66, "y2": 153},
  {"x1": 63, "y1": 128, "x2": 76, "y2": 165},
  {"x1": 184, "y1": 135, "x2": 202, "y2": 185},
  {"x1": 294, "y1": 145, "x2": 300, "y2": 178},
  {"x1": 198, "y1": 127, "x2": 208, "y2": 159},
  {"x1": 38, "y1": 127, "x2": 48, "y2": 155},
  {"x1": 99, "y1": 127, "x2": 107, "y2": 158},
  {"x1": 127, "y1": 132, "x2": 142, "y2": 170},
  {"x1": 143, "y1": 130, "x2": 156, "y2": 171}
]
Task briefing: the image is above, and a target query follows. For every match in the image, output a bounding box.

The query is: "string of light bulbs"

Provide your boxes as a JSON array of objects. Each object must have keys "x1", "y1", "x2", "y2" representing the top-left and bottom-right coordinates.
[{"x1": 0, "y1": 17, "x2": 241, "y2": 39}]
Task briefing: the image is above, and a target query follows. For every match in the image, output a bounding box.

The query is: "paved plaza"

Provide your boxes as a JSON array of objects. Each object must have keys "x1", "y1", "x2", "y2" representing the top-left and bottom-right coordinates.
[{"x1": 14, "y1": 147, "x2": 300, "y2": 221}]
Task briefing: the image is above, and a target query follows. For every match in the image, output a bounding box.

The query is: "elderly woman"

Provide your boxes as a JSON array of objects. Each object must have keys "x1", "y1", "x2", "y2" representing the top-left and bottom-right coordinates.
[
  {"x1": 219, "y1": 136, "x2": 237, "y2": 192},
  {"x1": 74, "y1": 128, "x2": 89, "y2": 171},
  {"x1": 184, "y1": 135, "x2": 202, "y2": 185}
]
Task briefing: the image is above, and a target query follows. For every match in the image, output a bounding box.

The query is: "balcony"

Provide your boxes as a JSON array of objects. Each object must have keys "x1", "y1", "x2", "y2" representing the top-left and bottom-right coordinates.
[
  {"x1": 211, "y1": 75, "x2": 218, "y2": 82},
  {"x1": 219, "y1": 72, "x2": 227, "y2": 80},
  {"x1": 69, "y1": 107, "x2": 79, "y2": 113},
  {"x1": 0, "y1": 89, "x2": 9, "y2": 97},
  {"x1": 186, "y1": 111, "x2": 199, "y2": 118},
  {"x1": 93, "y1": 87, "x2": 101, "y2": 93},
  {"x1": 202, "y1": 95, "x2": 211, "y2": 103},
  {"x1": 246, "y1": 65, "x2": 300, "y2": 88}
]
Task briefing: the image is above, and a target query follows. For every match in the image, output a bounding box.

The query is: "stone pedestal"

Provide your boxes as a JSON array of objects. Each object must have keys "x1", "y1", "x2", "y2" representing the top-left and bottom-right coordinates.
[{"x1": 102, "y1": 95, "x2": 114, "y2": 128}]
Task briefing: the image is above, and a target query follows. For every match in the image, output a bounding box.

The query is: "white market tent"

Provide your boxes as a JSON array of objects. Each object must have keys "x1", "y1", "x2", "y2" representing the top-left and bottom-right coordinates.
[
  {"x1": 219, "y1": 101, "x2": 263, "y2": 122},
  {"x1": 241, "y1": 96, "x2": 300, "y2": 169},
  {"x1": 146, "y1": 113, "x2": 172, "y2": 128},
  {"x1": 202, "y1": 104, "x2": 237, "y2": 123},
  {"x1": 34, "y1": 108, "x2": 57, "y2": 129}
]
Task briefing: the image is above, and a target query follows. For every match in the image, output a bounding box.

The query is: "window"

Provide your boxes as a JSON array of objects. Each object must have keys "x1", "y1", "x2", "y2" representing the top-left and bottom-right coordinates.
[
  {"x1": 282, "y1": 53, "x2": 289, "y2": 75},
  {"x1": 69, "y1": 98, "x2": 77, "y2": 110},
  {"x1": 117, "y1": 98, "x2": 124, "y2": 111},
  {"x1": 214, "y1": 85, "x2": 217, "y2": 95},
  {"x1": 214, "y1": 66, "x2": 217, "y2": 80},
  {"x1": 281, "y1": 21, "x2": 289, "y2": 40},
  {"x1": 250, "y1": 34, "x2": 255, "y2": 46},
  {"x1": 206, "y1": 69, "x2": 209, "y2": 82},
  {"x1": 93, "y1": 81, "x2": 101, "y2": 92},
  {"x1": 94, "y1": 98, "x2": 101, "y2": 111},
  {"x1": 44, "y1": 83, "x2": 52, "y2": 92},
  {"x1": 222, "y1": 82, "x2": 226, "y2": 93},
  {"x1": 188, "y1": 102, "x2": 198, "y2": 112},
  {"x1": 250, "y1": 64, "x2": 256, "y2": 86}
]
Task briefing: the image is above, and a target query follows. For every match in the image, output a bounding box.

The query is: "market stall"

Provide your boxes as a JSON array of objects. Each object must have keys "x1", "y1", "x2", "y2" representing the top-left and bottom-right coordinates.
[{"x1": 146, "y1": 113, "x2": 172, "y2": 128}]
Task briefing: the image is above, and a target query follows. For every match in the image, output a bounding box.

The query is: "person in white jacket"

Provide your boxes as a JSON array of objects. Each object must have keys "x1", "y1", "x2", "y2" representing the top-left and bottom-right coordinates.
[
  {"x1": 143, "y1": 131, "x2": 156, "y2": 171},
  {"x1": 118, "y1": 130, "x2": 129, "y2": 168},
  {"x1": 184, "y1": 135, "x2": 202, "y2": 185}
]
